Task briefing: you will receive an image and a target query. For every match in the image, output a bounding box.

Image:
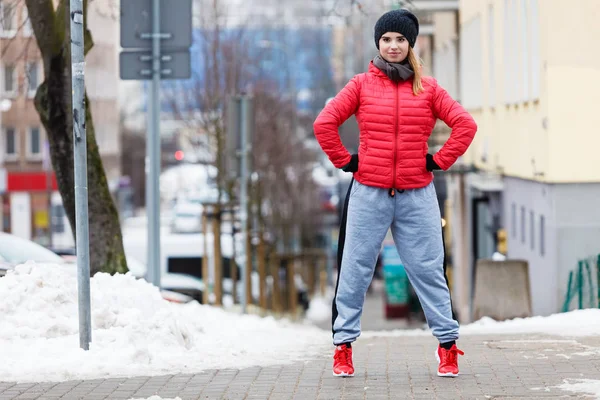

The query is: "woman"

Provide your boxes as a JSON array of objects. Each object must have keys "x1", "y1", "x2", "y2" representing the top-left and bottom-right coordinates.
[{"x1": 313, "y1": 9, "x2": 477, "y2": 378}]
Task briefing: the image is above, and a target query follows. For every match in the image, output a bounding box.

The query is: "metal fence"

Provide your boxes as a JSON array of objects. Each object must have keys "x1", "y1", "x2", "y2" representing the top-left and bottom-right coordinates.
[{"x1": 562, "y1": 254, "x2": 600, "y2": 312}]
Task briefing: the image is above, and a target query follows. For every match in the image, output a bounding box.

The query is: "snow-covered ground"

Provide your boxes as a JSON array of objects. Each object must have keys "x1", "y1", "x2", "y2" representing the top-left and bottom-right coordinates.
[
  {"x1": 554, "y1": 379, "x2": 600, "y2": 399},
  {"x1": 0, "y1": 263, "x2": 329, "y2": 383},
  {"x1": 131, "y1": 397, "x2": 181, "y2": 400},
  {"x1": 4, "y1": 261, "x2": 600, "y2": 384}
]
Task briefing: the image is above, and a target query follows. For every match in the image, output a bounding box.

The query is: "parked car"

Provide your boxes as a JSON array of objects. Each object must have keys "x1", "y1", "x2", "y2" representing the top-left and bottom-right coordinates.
[
  {"x1": 160, "y1": 289, "x2": 196, "y2": 304},
  {"x1": 126, "y1": 255, "x2": 205, "y2": 303},
  {"x1": 170, "y1": 201, "x2": 203, "y2": 234},
  {"x1": 0, "y1": 232, "x2": 68, "y2": 276},
  {"x1": 48, "y1": 247, "x2": 77, "y2": 263},
  {"x1": 187, "y1": 187, "x2": 229, "y2": 205}
]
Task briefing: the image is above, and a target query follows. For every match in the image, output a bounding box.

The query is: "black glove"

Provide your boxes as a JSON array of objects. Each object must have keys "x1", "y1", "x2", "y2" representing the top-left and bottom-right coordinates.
[
  {"x1": 426, "y1": 153, "x2": 441, "y2": 171},
  {"x1": 341, "y1": 154, "x2": 359, "y2": 173}
]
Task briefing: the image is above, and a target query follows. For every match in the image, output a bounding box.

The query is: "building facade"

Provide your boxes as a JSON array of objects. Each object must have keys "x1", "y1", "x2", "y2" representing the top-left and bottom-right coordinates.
[
  {"x1": 0, "y1": 0, "x2": 121, "y2": 247},
  {"x1": 449, "y1": 0, "x2": 600, "y2": 320}
]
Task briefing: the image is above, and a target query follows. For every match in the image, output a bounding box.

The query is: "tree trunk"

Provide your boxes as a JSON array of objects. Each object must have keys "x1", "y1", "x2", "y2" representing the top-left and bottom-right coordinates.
[{"x1": 26, "y1": 0, "x2": 127, "y2": 275}]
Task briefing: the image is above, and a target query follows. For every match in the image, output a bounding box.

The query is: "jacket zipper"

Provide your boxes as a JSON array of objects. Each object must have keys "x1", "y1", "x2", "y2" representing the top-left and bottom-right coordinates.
[{"x1": 390, "y1": 82, "x2": 399, "y2": 197}]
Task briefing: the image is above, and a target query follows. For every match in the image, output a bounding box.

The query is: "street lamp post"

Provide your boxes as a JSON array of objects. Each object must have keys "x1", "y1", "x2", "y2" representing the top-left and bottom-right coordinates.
[
  {"x1": 0, "y1": 99, "x2": 12, "y2": 232},
  {"x1": 0, "y1": 29, "x2": 13, "y2": 228}
]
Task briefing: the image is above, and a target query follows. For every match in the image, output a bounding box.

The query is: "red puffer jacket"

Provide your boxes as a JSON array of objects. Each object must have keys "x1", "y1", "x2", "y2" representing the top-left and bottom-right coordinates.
[{"x1": 313, "y1": 62, "x2": 477, "y2": 190}]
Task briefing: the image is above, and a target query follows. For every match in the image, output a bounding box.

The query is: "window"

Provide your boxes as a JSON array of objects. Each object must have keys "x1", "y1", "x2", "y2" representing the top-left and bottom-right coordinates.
[
  {"x1": 4, "y1": 127, "x2": 17, "y2": 158},
  {"x1": 0, "y1": 1, "x2": 16, "y2": 37},
  {"x1": 511, "y1": 203, "x2": 516, "y2": 238},
  {"x1": 503, "y1": 0, "x2": 521, "y2": 105},
  {"x1": 28, "y1": 127, "x2": 41, "y2": 157},
  {"x1": 433, "y1": 40, "x2": 459, "y2": 100},
  {"x1": 26, "y1": 62, "x2": 39, "y2": 94},
  {"x1": 540, "y1": 215, "x2": 545, "y2": 256},
  {"x1": 21, "y1": 6, "x2": 31, "y2": 37},
  {"x1": 488, "y1": 4, "x2": 495, "y2": 108},
  {"x1": 521, "y1": 0, "x2": 529, "y2": 102},
  {"x1": 529, "y1": 0, "x2": 540, "y2": 100},
  {"x1": 529, "y1": 210, "x2": 534, "y2": 250},
  {"x1": 460, "y1": 14, "x2": 483, "y2": 109},
  {"x1": 4, "y1": 64, "x2": 16, "y2": 95},
  {"x1": 520, "y1": 206, "x2": 526, "y2": 244},
  {"x1": 51, "y1": 204, "x2": 65, "y2": 234},
  {"x1": 511, "y1": 0, "x2": 519, "y2": 104},
  {"x1": 503, "y1": 0, "x2": 512, "y2": 104}
]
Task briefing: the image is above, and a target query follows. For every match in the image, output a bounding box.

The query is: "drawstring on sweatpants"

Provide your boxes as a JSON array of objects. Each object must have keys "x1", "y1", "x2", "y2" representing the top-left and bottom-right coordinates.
[{"x1": 388, "y1": 188, "x2": 405, "y2": 197}]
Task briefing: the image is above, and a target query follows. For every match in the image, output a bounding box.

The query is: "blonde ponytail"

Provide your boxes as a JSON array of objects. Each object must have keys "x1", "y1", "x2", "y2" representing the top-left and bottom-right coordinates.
[{"x1": 407, "y1": 47, "x2": 424, "y2": 95}]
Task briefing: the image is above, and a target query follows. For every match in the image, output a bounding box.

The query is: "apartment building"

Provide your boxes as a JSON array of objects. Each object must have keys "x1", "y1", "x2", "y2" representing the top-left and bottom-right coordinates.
[
  {"x1": 0, "y1": 0, "x2": 121, "y2": 246},
  {"x1": 449, "y1": 0, "x2": 600, "y2": 319}
]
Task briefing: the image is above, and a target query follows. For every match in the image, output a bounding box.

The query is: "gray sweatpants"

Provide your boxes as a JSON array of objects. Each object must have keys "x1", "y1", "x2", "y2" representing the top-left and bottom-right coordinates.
[{"x1": 332, "y1": 179, "x2": 459, "y2": 345}]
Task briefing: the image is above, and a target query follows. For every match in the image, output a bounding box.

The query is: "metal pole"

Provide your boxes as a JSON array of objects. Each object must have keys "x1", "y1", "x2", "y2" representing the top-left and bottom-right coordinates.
[
  {"x1": 146, "y1": 0, "x2": 161, "y2": 288},
  {"x1": 240, "y1": 95, "x2": 249, "y2": 314},
  {"x1": 202, "y1": 211, "x2": 209, "y2": 304},
  {"x1": 230, "y1": 212, "x2": 238, "y2": 304},
  {"x1": 69, "y1": 0, "x2": 91, "y2": 350}
]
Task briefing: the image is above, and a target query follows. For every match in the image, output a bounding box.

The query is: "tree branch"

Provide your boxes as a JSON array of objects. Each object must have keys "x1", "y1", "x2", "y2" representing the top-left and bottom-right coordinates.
[{"x1": 23, "y1": 0, "x2": 60, "y2": 57}]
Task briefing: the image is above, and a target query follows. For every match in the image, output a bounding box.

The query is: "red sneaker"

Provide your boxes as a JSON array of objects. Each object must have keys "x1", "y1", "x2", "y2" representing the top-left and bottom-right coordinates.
[
  {"x1": 333, "y1": 344, "x2": 354, "y2": 377},
  {"x1": 436, "y1": 344, "x2": 464, "y2": 377}
]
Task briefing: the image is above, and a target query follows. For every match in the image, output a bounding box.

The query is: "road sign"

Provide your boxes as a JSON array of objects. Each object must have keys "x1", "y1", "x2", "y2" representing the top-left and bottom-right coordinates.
[
  {"x1": 120, "y1": 50, "x2": 191, "y2": 80},
  {"x1": 119, "y1": 0, "x2": 192, "y2": 289},
  {"x1": 120, "y1": 0, "x2": 192, "y2": 49}
]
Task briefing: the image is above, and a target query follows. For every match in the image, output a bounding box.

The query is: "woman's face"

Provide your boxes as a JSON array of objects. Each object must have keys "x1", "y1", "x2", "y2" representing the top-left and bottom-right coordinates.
[{"x1": 379, "y1": 32, "x2": 409, "y2": 63}]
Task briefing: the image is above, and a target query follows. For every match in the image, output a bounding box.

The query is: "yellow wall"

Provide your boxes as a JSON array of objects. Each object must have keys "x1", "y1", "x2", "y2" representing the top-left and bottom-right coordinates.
[
  {"x1": 546, "y1": 1, "x2": 600, "y2": 182},
  {"x1": 459, "y1": 0, "x2": 600, "y2": 183}
]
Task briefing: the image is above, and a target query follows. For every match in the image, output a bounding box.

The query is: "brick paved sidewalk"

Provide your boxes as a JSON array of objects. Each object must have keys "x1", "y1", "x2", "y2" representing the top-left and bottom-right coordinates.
[{"x1": 2, "y1": 333, "x2": 600, "y2": 400}]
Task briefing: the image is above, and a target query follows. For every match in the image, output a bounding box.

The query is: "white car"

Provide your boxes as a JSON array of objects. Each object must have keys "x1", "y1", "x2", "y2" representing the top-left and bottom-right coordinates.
[
  {"x1": 0, "y1": 232, "x2": 68, "y2": 276},
  {"x1": 170, "y1": 201, "x2": 203, "y2": 234},
  {"x1": 126, "y1": 254, "x2": 205, "y2": 303},
  {"x1": 187, "y1": 187, "x2": 229, "y2": 205}
]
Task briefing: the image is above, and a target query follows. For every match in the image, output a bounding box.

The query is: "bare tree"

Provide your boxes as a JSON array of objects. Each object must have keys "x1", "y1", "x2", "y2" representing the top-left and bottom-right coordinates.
[
  {"x1": 250, "y1": 84, "x2": 321, "y2": 251},
  {"x1": 23, "y1": 0, "x2": 127, "y2": 275},
  {"x1": 163, "y1": 0, "x2": 253, "y2": 201},
  {"x1": 119, "y1": 118, "x2": 146, "y2": 209},
  {"x1": 0, "y1": 0, "x2": 34, "y2": 57},
  {"x1": 163, "y1": 0, "x2": 323, "y2": 252}
]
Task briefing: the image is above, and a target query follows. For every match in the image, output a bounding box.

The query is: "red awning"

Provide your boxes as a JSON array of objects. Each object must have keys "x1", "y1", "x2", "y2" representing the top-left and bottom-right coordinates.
[{"x1": 7, "y1": 172, "x2": 58, "y2": 192}]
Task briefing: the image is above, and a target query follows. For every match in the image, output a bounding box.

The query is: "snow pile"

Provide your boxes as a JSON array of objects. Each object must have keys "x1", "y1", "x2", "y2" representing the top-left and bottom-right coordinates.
[
  {"x1": 5, "y1": 261, "x2": 600, "y2": 384},
  {"x1": 459, "y1": 309, "x2": 600, "y2": 336},
  {"x1": 364, "y1": 308, "x2": 600, "y2": 338},
  {"x1": 0, "y1": 262, "x2": 330, "y2": 382}
]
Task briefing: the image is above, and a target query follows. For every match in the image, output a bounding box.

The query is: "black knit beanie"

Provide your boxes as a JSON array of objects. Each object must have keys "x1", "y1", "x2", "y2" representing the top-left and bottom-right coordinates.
[{"x1": 374, "y1": 9, "x2": 419, "y2": 49}]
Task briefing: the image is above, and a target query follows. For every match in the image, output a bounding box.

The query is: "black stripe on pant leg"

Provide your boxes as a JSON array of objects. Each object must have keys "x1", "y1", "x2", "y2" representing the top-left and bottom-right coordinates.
[
  {"x1": 441, "y1": 225, "x2": 458, "y2": 322},
  {"x1": 332, "y1": 178, "x2": 354, "y2": 337}
]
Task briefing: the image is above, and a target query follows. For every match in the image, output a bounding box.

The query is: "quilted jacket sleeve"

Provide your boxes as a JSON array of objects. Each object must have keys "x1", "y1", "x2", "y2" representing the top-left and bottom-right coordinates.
[
  {"x1": 430, "y1": 80, "x2": 478, "y2": 170},
  {"x1": 313, "y1": 76, "x2": 361, "y2": 168}
]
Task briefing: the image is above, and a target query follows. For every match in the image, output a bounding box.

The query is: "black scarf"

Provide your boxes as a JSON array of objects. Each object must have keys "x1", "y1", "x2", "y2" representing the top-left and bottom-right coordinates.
[{"x1": 373, "y1": 55, "x2": 414, "y2": 82}]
